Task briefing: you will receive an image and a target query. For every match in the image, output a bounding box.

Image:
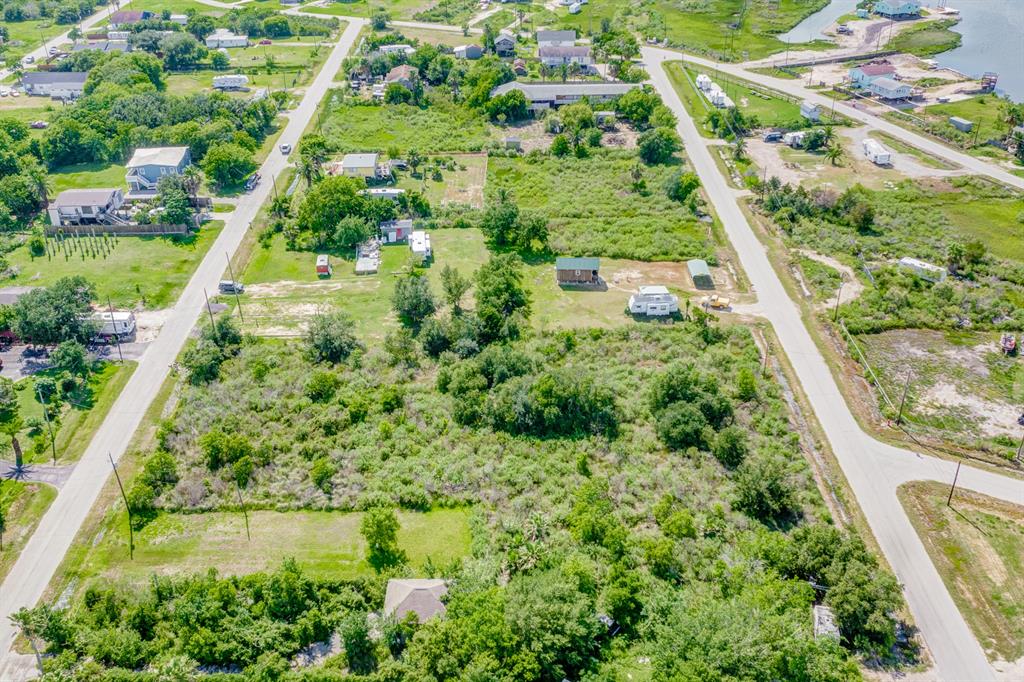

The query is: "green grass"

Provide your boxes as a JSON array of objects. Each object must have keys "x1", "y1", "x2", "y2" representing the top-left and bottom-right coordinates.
[
  {"x1": 868, "y1": 131, "x2": 957, "y2": 170},
  {"x1": 796, "y1": 255, "x2": 840, "y2": 302},
  {"x1": 388, "y1": 26, "x2": 478, "y2": 48},
  {"x1": 487, "y1": 151, "x2": 712, "y2": 261},
  {"x1": 51, "y1": 162, "x2": 127, "y2": 193},
  {"x1": 6, "y1": 221, "x2": 225, "y2": 309},
  {"x1": 923, "y1": 96, "x2": 1017, "y2": 141},
  {"x1": 305, "y1": 0, "x2": 436, "y2": 19},
  {"x1": 70, "y1": 507, "x2": 472, "y2": 586},
  {"x1": 885, "y1": 18, "x2": 962, "y2": 57},
  {"x1": 0, "y1": 481, "x2": 57, "y2": 581},
  {"x1": 321, "y1": 95, "x2": 497, "y2": 153},
  {"x1": 899, "y1": 481, "x2": 1024, "y2": 662},
  {"x1": 478, "y1": 8, "x2": 515, "y2": 31},
  {"x1": 393, "y1": 153, "x2": 487, "y2": 208},
  {"x1": 939, "y1": 199, "x2": 1024, "y2": 262}
]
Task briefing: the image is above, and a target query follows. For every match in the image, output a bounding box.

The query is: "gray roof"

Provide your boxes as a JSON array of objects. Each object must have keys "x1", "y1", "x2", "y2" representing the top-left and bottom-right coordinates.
[
  {"x1": 342, "y1": 153, "x2": 379, "y2": 168},
  {"x1": 127, "y1": 146, "x2": 189, "y2": 168},
  {"x1": 21, "y1": 71, "x2": 88, "y2": 86},
  {"x1": 556, "y1": 256, "x2": 600, "y2": 271},
  {"x1": 384, "y1": 579, "x2": 448, "y2": 623},
  {"x1": 870, "y1": 77, "x2": 905, "y2": 90},
  {"x1": 51, "y1": 188, "x2": 120, "y2": 207},
  {"x1": 686, "y1": 259, "x2": 711, "y2": 277},
  {"x1": 537, "y1": 30, "x2": 576, "y2": 43},
  {"x1": 72, "y1": 40, "x2": 129, "y2": 53},
  {"x1": 538, "y1": 46, "x2": 591, "y2": 58},
  {"x1": 491, "y1": 81, "x2": 639, "y2": 100}
]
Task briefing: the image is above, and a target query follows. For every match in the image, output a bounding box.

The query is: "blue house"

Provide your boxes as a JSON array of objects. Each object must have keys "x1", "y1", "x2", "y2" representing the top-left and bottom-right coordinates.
[
  {"x1": 874, "y1": 0, "x2": 921, "y2": 19},
  {"x1": 125, "y1": 147, "x2": 191, "y2": 193}
]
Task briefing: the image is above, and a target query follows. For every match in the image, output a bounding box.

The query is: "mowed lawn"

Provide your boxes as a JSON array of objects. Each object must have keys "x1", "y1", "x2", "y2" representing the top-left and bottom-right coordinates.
[
  {"x1": 75, "y1": 507, "x2": 473, "y2": 584},
  {"x1": 394, "y1": 153, "x2": 488, "y2": 208},
  {"x1": 50, "y1": 162, "x2": 127, "y2": 194},
  {"x1": 321, "y1": 97, "x2": 497, "y2": 154},
  {"x1": 487, "y1": 151, "x2": 713, "y2": 261},
  {"x1": 6, "y1": 221, "x2": 225, "y2": 309},
  {"x1": 0, "y1": 481, "x2": 57, "y2": 582},
  {"x1": 924, "y1": 96, "x2": 1019, "y2": 140},
  {"x1": 306, "y1": 0, "x2": 434, "y2": 19},
  {"x1": 899, "y1": 481, "x2": 1024, "y2": 662}
]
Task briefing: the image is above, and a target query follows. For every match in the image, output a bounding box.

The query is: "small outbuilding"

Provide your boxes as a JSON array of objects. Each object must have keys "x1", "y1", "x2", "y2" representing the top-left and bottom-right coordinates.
[
  {"x1": 868, "y1": 76, "x2": 912, "y2": 100},
  {"x1": 555, "y1": 256, "x2": 600, "y2": 285},
  {"x1": 384, "y1": 579, "x2": 448, "y2": 623},
  {"x1": 495, "y1": 30, "x2": 516, "y2": 56},
  {"x1": 380, "y1": 218, "x2": 413, "y2": 242},
  {"x1": 316, "y1": 254, "x2": 332, "y2": 278},
  {"x1": 800, "y1": 100, "x2": 821, "y2": 122},
  {"x1": 686, "y1": 259, "x2": 714, "y2": 289},
  {"x1": 454, "y1": 44, "x2": 483, "y2": 60},
  {"x1": 410, "y1": 230, "x2": 432, "y2": 262},
  {"x1": 205, "y1": 28, "x2": 248, "y2": 49},
  {"x1": 813, "y1": 605, "x2": 841, "y2": 641},
  {"x1": 949, "y1": 116, "x2": 973, "y2": 132},
  {"x1": 898, "y1": 256, "x2": 946, "y2": 282}
]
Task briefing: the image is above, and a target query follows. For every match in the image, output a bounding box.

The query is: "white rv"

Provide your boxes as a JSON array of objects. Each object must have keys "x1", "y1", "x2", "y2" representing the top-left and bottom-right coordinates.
[
  {"x1": 628, "y1": 286, "x2": 679, "y2": 316},
  {"x1": 862, "y1": 138, "x2": 892, "y2": 165},
  {"x1": 695, "y1": 74, "x2": 712, "y2": 91},
  {"x1": 783, "y1": 131, "x2": 806, "y2": 148},
  {"x1": 410, "y1": 230, "x2": 432, "y2": 262},
  {"x1": 89, "y1": 311, "x2": 136, "y2": 338},
  {"x1": 212, "y1": 74, "x2": 249, "y2": 90}
]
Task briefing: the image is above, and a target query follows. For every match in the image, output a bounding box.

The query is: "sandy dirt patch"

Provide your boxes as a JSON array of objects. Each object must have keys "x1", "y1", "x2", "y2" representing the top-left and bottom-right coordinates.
[
  {"x1": 133, "y1": 309, "x2": 173, "y2": 343},
  {"x1": 917, "y1": 382, "x2": 1019, "y2": 439},
  {"x1": 797, "y1": 249, "x2": 864, "y2": 307},
  {"x1": 746, "y1": 138, "x2": 807, "y2": 185}
]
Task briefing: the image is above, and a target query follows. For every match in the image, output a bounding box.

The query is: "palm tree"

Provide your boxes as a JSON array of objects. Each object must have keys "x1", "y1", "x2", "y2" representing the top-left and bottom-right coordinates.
[
  {"x1": 297, "y1": 156, "x2": 320, "y2": 188},
  {"x1": 822, "y1": 125, "x2": 836, "y2": 145},
  {"x1": 539, "y1": 64, "x2": 550, "y2": 82},
  {"x1": 733, "y1": 136, "x2": 747, "y2": 161},
  {"x1": 23, "y1": 161, "x2": 53, "y2": 207},
  {"x1": 824, "y1": 143, "x2": 844, "y2": 166},
  {"x1": 182, "y1": 165, "x2": 203, "y2": 203},
  {"x1": 567, "y1": 62, "x2": 581, "y2": 81}
]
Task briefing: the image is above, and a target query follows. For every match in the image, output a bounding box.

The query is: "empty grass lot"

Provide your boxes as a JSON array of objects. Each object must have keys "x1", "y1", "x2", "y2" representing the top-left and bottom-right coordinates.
[
  {"x1": 306, "y1": 0, "x2": 435, "y2": 19},
  {"x1": 394, "y1": 153, "x2": 487, "y2": 208},
  {"x1": 899, "y1": 481, "x2": 1024, "y2": 662},
  {"x1": 321, "y1": 96, "x2": 497, "y2": 154},
  {"x1": 885, "y1": 17, "x2": 961, "y2": 57},
  {"x1": 50, "y1": 162, "x2": 127, "y2": 194},
  {"x1": 71, "y1": 507, "x2": 473, "y2": 585},
  {"x1": 0, "y1": 482, "x2": 57, "y2": 581},
  {"x1": 6, "y1": 221, "x2": 224, "y2": 309},
  {"x1": 487, "y1": 151, "x2": 713, "y2": 261},
  {"x1": 923, "y1": 96, "x2": 1020, "y2": 142}
]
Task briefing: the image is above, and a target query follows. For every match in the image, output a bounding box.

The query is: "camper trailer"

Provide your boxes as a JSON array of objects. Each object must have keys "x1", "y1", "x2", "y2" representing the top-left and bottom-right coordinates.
[
  {"x1": 862, "y1": 138, "x2": 892, "y2": 165},
  {"x1": 628, "y1": 286, "x2": 679, "y2": 317},
  {"x1": 316, "y1": 254, "x2": 332, "y2": 278},
  {"x1": 212, "y1": 74, "x2": 249, "y2": 90},
  {"x1": 89, "y1": 311, "x2": 136, "y2": 339},
  {"x1": 783, "y1": 131, "x2": 806, "y2": 148}
]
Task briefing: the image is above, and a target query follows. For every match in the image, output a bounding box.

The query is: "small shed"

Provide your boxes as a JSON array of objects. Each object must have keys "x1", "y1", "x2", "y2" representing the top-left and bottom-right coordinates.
[
  {"x1": 899, "y1": 257, "x2": 946, "y2": 282},
  {"x1": 687, "y1": 259, "x2": 714, "y2": 289},
  {"x1": 380, "y1": 219, "x2": 413, "y2": 243},
  {"x1": 555, "y1": 256, "x2": 600, "y2": 285},
  {"x1": 949, "y1": 116, "x2": 973, "y2": 132},
  {"x1": 800, "y1": 100, "x2": 821, "y2": 122},
  {"x1": 454, "y1": 44, "x2": 483, "y2": 60},
  {"x1": 316, "y1": 254, "x2": 332, "y2": 277},
  {"x1": 503, "y1": 136, "x2": 521, "y2": 151},
  {"x1": 355, "y1": 257, "x2": 378, "y2": 275}
]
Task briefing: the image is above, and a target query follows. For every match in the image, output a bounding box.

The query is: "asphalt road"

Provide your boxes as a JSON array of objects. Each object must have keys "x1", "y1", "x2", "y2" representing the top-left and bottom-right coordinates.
[
  {"x1": 643, "y1": 46, "x2": 1024, "y2": 682},
  {"x1": 0, "y1": 18, "x2": 367, "y2": 677}
]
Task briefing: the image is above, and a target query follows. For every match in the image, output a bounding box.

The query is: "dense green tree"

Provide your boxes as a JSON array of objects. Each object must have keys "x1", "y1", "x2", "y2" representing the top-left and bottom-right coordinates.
[
  {"x1": 638, "y1": 127, "x2": 681, "y2": 164},
  {"x1": 360, "y1": 507, "x2": 406, "y2": 571},
  {"x1": 201, "y1": 142, "x2": 256, "y2": 187},
  {"x1": 305, "y1": 311, "x2": 361, "y2": 363},
  {"x1": 440, "y1": 265, "x2": 471, "y2": 313},
  {"x1": 733, "y1": 455, "x2": 797, "y2": 521},
  {"x1": 615, "y1": 88, "x2": 660, "y2": 127},
  {"x1": 210, "y1": 51, "x2": 230, "y2": 70},
  {"x1": 340, "y1": 612, "x2": 377, "y2": 674},
  {"x1": 711, "y1": 425, "x2": 748, "y2": 468},
  {"x1": 186, "y1": 14, "x2": 216, "y2": 40},
  {"x1": 656, "y1": 401, "x2": 710, "y2": 451},
  {"x1": 474, "y1": 254, "x2": 531, "y2": 342},
  {"x1": 392, "y1": 273, "x2": 437, "y2": 329},
  {"x1": 13, "y1": 277, "x2": 96, "y2": 346},
  {"x1": 159, "y1": 33, "x2": 208, "y2": 70},
  {"x1": 50, "y1": 340, "x2": 89, "y2": 382}
]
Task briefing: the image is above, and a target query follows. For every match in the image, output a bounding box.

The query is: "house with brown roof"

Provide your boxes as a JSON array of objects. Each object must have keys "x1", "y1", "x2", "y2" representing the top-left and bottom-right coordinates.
[
  {"x1": 385, "y1": 64, "x2": 418, "y2": 90},
  {"x1": 109, "y1": 10, "x2": 152, "y2": 27},
  {"x1": 384, "y1": 579, "x2": 448, "y2": 623}
]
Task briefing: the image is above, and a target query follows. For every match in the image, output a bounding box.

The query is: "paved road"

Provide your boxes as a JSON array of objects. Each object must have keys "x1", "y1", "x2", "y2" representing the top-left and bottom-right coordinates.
[
  {"x1": 1, "y1": 461, "x2": 72, "y2": 489},
  {"x1": 643, "y1": 46, "x2": 1023, "y2": 682},
  {"x1": 0, "y1": 19, "x2": 367, "y2": 677},
  {"x1": 678, "y1": 51, "x2": 1024, "y2": 192}
]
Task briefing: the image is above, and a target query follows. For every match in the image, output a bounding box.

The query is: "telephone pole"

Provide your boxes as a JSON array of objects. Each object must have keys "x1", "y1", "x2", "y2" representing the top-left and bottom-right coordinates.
[
  {"x1": 37, "y1": 385, "x2": 57, "y2": 465},
  {"x1": 107, "y1": 296, "x2": 124, "y2": 363},
  {"x1": 946, "y1": 459, "x2": 961, "y2": 507},
  {"x1": 895, "y1": 370, "x2": 912, "y2": 425},
  {"x1": 109, "y1": 453, "x2": 134, "y2": 559},
  {"x1": 225, "y1": 253, "x2": 245, "y2": 323}
]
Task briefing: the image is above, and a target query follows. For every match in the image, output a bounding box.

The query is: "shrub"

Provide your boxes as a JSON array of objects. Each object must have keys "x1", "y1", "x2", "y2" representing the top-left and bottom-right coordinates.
[
  {"x1": 305, "y1": 311, "x2": 361, "y2": 364},
  {"x1": 711, "y1": 425, "x2": 748, "y2": 468},
  {"x1": 305, "y1": 371, "x2": 341, "y2": 403},
  {"x1": 360, "y1": 507, "x2": 407, "y2": 572},
  {"x1": 126, "y1": 482, "x2": 156, "y2": 529},
  {"x1": 310, "y1": 457, "x2": 337, "y2": 492},
  {"x1": 733, "y1": 455, "x2": 797, "y2": 521},
  {"x1": 142, "y1": 451, "x2": 178, "y2": 489},
  {"x1": 638, "y1": 127, "x2": 681, "y2": 164},
  {"x1": 199, "y1": 430, "x2": 254, "y2": 470},
  {"x1": 233, "y1": 456, "x2": 254, "y2": 487},
  {"x1": 656, "y1": 401, "x2": 710, "y2": 451},
  {"x1": 392, "y1": 273, "x2": 437, "y2": 329}
]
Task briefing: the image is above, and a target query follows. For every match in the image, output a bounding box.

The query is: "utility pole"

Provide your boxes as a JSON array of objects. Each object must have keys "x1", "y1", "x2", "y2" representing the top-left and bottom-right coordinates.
[
  {"x1": 946, "y1": 459, "x2": 961, "y2": 507},
  {"x1": 895, "y1": 369, "x2": 912, "y2": 425},
  {"x1": 107, "y1": 296, "x2": 123, "y2": 364},
  {"x1": 37, "y1": 385, "x2": 57, "y2": 465},
  {"x1": 109, "y1": 453, "x2": 134, "y2": 559},
  {"x1": 833, "y1": 274, "x2": 846, "y2": 321},
  {"x1": 235, "y1": 480, "x2": 251, "y2": 541},
  {"x1": 225, "y1": 253, "x2": 245, "y2": 323},
  {"x1": 203, "y1": 288, "x2": 217, "y2": 333},
  {"x1": 1016, "y1": 429, "x2": 1024, "y2": 463}
]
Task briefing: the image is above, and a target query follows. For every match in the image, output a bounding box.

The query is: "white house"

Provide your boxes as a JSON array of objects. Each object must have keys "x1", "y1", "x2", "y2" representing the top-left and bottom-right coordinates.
[
  {"x1": 361, "y1": 188, "x2": 406, "y2": 202},
  {"x1": 862, "y1": 138, "x2": 892, "y2": 165},
  {"x1": 380, "y1": 218, "x2": 413, "y2": 242},
  {"x1": 410, "y1": 230, "x2": 432, "y2": 262},
  {"x1": 800, "y1": 100, "x2": 821, "y2": 122},
  {"x1": 628, "y1": 286, "x2": 679, "y2": 316},
  {"x1": 20, "y1": 72, "x2": 88, "y2": 99},
  {"x1": 538, "y1": 45, "x2": 592, "y2": 68},
  {"x1": 874, "y1": 0, "x2": 921, "y2": 19},
  {"x1": 212, "y1": 74, "x2": 249, "y2": 90},
  {"x1": 454, "y1": 44, "x2": 483, "y2": 60},
  {"x1": 490, "y1": 81, "x2": 640, "y2": 112},
  {"x1": 495, "y1": 30, "x2": 516, "y2": 56},
  {"x1": 205, "y1": 29, "x2": 248, "y2": 49},
  {"x1": 783, "y1": 131, "x2": 806, "y2": 147},
  {"x1": 379, "y1": 44, "x2": 415, "y2": 56},
  {"x1": 848, "y1": 61, "x2": 896, "y2": 88},
  {"x1": 126, "y1": 147, "x2": 191, "y2": 193},
  {"x1": 48, "y1": 188, "x2": 125, "y2": 226},
  {"x1": 536, "y1": 29, "x2": 576, "y2": 48},
  {"x1": 899, "y1": 257, "x2": 946, "y2": 282},
  {"x1": 868, "y1": 76, "x2": 912, "y2": 100},
  {"x1": 169, "y1": 14, "x2": 188, "y2": 25},
  {"x1": 695, "y1": 73, "x2": 712, "y2": 90},
  {"x1": 339, "y1": 153, "x2": 380, "y2": 180},
  {"x1": 568, "y1": 2, "x2": 582, "y2": 13}
]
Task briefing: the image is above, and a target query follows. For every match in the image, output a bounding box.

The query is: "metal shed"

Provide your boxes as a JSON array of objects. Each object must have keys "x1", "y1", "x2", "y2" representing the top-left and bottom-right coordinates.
[{"x1": 687, "y1": 259, "x2": 714, "y2": 288}]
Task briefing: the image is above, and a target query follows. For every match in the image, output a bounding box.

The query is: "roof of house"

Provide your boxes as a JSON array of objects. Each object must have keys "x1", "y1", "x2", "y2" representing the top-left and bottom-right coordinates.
[
  {"x1": 638, "y1": 285, "x2": 670, "y2": 296},
  {"x1": 21, "y1": 71, "x2": 88, "y2": 86},
  {"x1": 538, "y1": 45, "x2": 591, "y2": 58},
  {"x1": 381, "y1": 218, "x2": 413, "y2": 229},
  {"x1": 556, "y1": 256, "x2": 600, "y2": 270},
  {"x1": 536, "y1": 29, "x2": 576, "y2": 43},
  {"x1": 491, "y1": 81, "x2": 639, "y2": 100},
  {"x1": 127, "y1": 146, "x2": 189, "y2": 168},
  {"x1": 342, "y1": 152, "x2": 379, "y2": 168},
  {"x1": 386, "y1": 64, "x2": 418, "y2": 82},
  {"x1": 496, "y1": 30, "x2": 516, "y2": 42},
  {"x1": 686, "y1": 259, "x2": 711, "y2": 277},
  {"x1": 110, "y1": 10, "x2": 149, "y2": 23},
  {"x1": 72, "y1": 40, "x2": 130, "y2": 53},
  {"x1": 853, "y1": 62, "x2": 896, "y2": 76},
  {"x1": 51, "y1": 188, "x2": 120, "y2": 208},
  {"x1": 209, "y1": 28, "x2": 246, "y2": 39},
  {"x1": 870, "y1": 76, "x2": 906, "y2": 90}
]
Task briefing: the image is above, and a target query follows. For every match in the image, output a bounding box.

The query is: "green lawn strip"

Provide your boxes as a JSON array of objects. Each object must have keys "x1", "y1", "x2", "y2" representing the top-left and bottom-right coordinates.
[
  {"x1": 75, "y1": 507, "x2": 472, "y2": 584},
  {"x1": 898, "y1": 481, "x2": 1024, "y2": 662},
  {"x1": 0, "y1": 481, "x2": 58, "y2": 581},
  {"x1": 119, "y1": 0, "x2": 224, "y2": 16},
  {"x1": 304, "y1": 0, "x2": 438, "y2": 19},
  {"x1": 50, "y1": 162, "x2": 128, "y2": 194},
  {"x1": 868, "y1": 131, "x2": 956, "y2": 170},
  {"x1": 885, "y1": 18, "x2": 962, "y2": 58},
  {"x1": 923, "y1": 96, "x2": 1018, "y2": 143},
  {"x1": 796, "y1": 255, "x2": 840, "y2": 302},
  {"x1": 393, "y1": 153, "x2": 487, "y2": 208},
  {"x1": 6, "y1": 221, "x2": 225, "y2": 309}
]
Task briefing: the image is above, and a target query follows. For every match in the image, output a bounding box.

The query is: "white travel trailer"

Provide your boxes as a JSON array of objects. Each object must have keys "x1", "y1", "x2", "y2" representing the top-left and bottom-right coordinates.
[
  {"x1": 898, "y1": 256, "x2": 946, "y2": 282},
  {"x1": 695, "y1": 73, "x2": 712, "y2": 91},
  {"x1": 783, "y1": 131, "x2": 806, "y2": 148},
  {"x1": 212, "y1": 74, "x2": 249, "y2": 90},
  {"x1": 628, "y1": 286, "x2": 679, "y2": 316},
  {"x1": 862, "y1": 138, "x2": 892, "y2": 165},
  {"x1": 89, "y1": 311, "x2": 136, "y2": 338},
  {"x1": 410, "y1": 230, "x2": 432, "y2": 262}
]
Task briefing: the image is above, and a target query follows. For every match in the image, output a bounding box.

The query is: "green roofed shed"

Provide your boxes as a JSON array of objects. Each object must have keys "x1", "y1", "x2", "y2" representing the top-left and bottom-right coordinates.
[
  {"x1": 555, "y1": 256, "x2": 600, "y2": 284},
  {"x1": 687, "y1": 259, "x2": 713, "y2": 288}
]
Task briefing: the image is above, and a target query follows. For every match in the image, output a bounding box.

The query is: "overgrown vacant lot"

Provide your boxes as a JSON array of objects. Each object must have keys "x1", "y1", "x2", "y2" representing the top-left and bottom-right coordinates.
[
  {"x1": 0, "y1": 481, "x2": 56, "y2": 581},
  {"x1": 4, "y1": 222, "x2": 224, "y2": 309},
  {"x1": 320, "y1": 94, "x2": 497, "y2": 154},
  {"x1": 899, "y1": 481, "x2": 1024, "y2": 663},
  {"x1": 488, "y1": 151, "x2": 713, "y2": 261}
]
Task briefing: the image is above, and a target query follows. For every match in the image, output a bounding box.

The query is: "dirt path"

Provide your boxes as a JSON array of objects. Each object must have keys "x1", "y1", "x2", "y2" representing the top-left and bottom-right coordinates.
[{"x1": 796, "y1": 248, "x2": 864, "y2": 308}]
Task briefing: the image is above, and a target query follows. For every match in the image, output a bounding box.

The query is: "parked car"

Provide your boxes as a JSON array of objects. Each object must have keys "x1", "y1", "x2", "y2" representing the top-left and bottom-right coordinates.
[
  {"x1": 279, "y1": 143, "x2": 292, "y2": 154},
  {"x1": 22, "y1": 55, "x2": 34, "y2": 64},
  {"x1": 244, "y1": 172, "x2": 260, "y2": 191},
  {"x1": 762, "y1": 131, "x2": 783, "y2": 142},
  {"x1": 259, "y1": 39, "x2": 272, "y2": 45},
  {"x1": 30, "y1": 120, "x2": 48, "y2": 129},
  {"x1": 218, "y1": 280, "x2": 245, "y2": 294}
]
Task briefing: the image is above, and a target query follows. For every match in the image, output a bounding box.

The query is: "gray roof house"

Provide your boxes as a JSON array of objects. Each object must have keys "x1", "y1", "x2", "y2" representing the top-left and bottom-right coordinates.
[
  {"x1": 490, "y1": 81, "x2": 640, "y2": 112},
  {"x1": 20, "y1": 72, "x2": 88, "y2": 99},
  {"x1": 536, "y1": 29, "x2": 576, "y2": 47},
  {"x1": 384, "y1": 579, "x2": 448, "y2": 623},
  {"x1": 125, "y1": 146, "x2": 191, "y2": 194},
  {"x1": 495, "y1": 30, "x2": 516, "y2": 56},
  {"x1": 47, "y1": 188, "x2": 125, "y2": 227},
  {"x1": 72, "y1": 40, "x2": 130, "y2": 54},
  {"x1": 538, "y1": 45, "x2": 593, "y2": 67},
  {"x1": 454, "y1": 44, "x2": 483, "y2": 60}
]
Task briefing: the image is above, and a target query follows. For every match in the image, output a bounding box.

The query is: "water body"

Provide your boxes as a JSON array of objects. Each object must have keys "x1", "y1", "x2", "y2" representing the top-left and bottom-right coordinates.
[{"x1": 777, "y1": 0, "x2": 1024, "y2": 101}]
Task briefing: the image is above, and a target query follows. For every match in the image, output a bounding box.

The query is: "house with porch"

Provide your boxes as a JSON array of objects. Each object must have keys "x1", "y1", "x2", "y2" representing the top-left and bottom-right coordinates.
[
  {"x1": 48, "y1": 189, "x2": 126, "y2": 226},
  {"x1": 125, "y1": 146, "x2": 191, "y2": 195}
]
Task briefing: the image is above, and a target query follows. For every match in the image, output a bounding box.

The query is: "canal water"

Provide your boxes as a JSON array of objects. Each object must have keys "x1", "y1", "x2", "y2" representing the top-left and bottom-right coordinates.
[{"x1": 777, "y1": 0, "x2": 1024, "y2": 101}]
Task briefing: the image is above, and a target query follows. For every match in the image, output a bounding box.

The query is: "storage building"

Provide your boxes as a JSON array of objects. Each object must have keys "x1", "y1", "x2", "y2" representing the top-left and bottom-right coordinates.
[
  {"x1": 555, "y1": 256, "x2": 600, "y2": 285},
  {"x1": 687, "y1": 259, "x2": 714, "y2": 289},
  {"x1": 949, "y1": 116, "x2": 973, "y2": 132}
]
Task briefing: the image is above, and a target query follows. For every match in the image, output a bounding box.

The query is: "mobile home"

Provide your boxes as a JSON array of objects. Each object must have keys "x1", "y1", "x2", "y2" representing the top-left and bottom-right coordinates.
[
  {"x1": 862, "y1": 138, "x2": 892, "y2": 165},
  {"x1": 898, "y1": 257, "x2": 946, "y2": 282},
  {"x1": 628, "y1": 286, "x2": 679, "y2": 316}
]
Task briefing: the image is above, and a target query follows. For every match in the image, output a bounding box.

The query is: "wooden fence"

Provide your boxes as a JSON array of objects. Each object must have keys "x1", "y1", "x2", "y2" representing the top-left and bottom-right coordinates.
[{"x1": 45, "y1": 223, "x2": 189, "y2": 237}]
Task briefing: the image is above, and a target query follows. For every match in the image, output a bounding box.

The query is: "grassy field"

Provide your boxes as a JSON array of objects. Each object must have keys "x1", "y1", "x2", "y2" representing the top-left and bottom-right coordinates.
[
  {"x1": 6, "y1": 221, "x2": 224, "y2": 309},
  {"x1": 0, "y1": 481, "x2": 57, "y2": 581},
  {"x1": 50, "y1": 162, "x2": 127, "y2": 194},
  {"x1": 321, "y1": 95, "x2": 497, "y2": 153},
  {"x1": 69, "y1": 507, "x2": 472, "y2": 585},
  {"x1": 101, "y1": 0, "x2": 224, "y2": 21},
  {"x1": 885, "y1": 18, "x2": 962, "y2": 58},
  {"x1": 13, "y1": 361, "x2": 136, "y2": 465},
  {"x1": 393, "y1": 153, "x2": 487, "y2": 208},
  {"x1": 385, "y1": 26, "x2": 476, "y2": 48},
  {"x1": 306, "y1": 0, "x2": 435, "y2": 19},
  {"x1": 899, "y1": 481, "x2": 1024, "y2": 662},
  {"x1": 923, "y1": 96, "x2": 1018, "y2": 141},
  {"x1": 487, "y1": 151, "x2": 713, "y2": 261}
]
